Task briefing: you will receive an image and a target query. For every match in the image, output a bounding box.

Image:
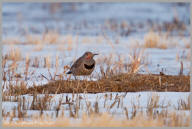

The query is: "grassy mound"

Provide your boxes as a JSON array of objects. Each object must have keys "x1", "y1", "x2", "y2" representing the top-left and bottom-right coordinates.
[{"x1": 23, "y1": 73, "x2": 190, "y2": 94}]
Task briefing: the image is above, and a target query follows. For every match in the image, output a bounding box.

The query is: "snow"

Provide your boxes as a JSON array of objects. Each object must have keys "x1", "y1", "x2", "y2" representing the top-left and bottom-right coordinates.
[
  {"x1": 2, "y1": 42, "x2": 190, "y2": 88},
  {"x1": 2, "y1": 3, "x2": 190, "y2": 123},
  {"x1": 2, "y1": 3, "x2": 190, "y2": 37},
  {"x1": 2, "y1": 92, "x2": 190, "y2": 121}
]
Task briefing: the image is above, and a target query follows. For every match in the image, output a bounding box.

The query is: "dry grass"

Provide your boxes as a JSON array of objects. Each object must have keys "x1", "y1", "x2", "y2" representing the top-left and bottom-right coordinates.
[
  {"x1": 143, "y1": 31, "x2": 177, "y2": 49},
  {"x1": 43, "y1": 30, "x2": 59, "y2": 44},
  {"x1": 2, "y1": 30, "x2": 187, "y2": 56},
  {"x1": 2, "y1": 8, "x2": 190, "y2": 126},
  {"x1": 176, "y1": 50, "x2": 190, "y2": 62},
  {"x1": 2, "y1": 46, "x2": 190, "y2": 96},
  {"x1": 2, "y1": 67, "x2": 190, "y2": 126},
  {"x1": 96, "y1": 46, "x2": 148, "y2": 80},
  {"x1": 3, "y1": 30, "x2": 61, "y2": 46},
  {"x1": 177, "y1": 96, "x2": 190, "y2": 110},
  {"x1": 2, "y1": 91, "x2": 190, "y2": 127},
  {"x1": 127, "y1": 47, "x2": 147, "y2": 73},
  {"x1": 2, "y1": 37, "x2": 22, "y2": 44},
  {"x1": 2, "y1": 30, "x2": 190, "y2": 127},
  {"x1": 4, "y1": 45, "x2": 22, "y2": 61},
  {"x1": 25, "y1": 30, "x2": 59, "y2": 44},
  {"x1": 25, "y1": 34, "x2": 43, "y2": 44},
  {"x1": 144, "y1": 31, "x2": 161, "y2": 48},
  {"x1": 2, "y1": 103, "x2": 190, "y2": 127},
  {"x1": 7, "y1": 73, "x2": 188, "y2": 95},
  {"x1": 3, "y1": 28, "x2": 186, "y2": 51},
  {"x1": 33, "y1": 44, "x2": 44, "y2": 51},
  {"x1": 3, "y1": 112, "x2": 190, "y2": 127}
]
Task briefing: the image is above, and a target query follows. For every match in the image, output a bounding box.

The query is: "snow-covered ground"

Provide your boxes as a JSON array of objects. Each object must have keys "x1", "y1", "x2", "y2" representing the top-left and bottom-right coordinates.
[
  {"x1": 2, "y1": 3, "x2": 190, "y2": 84},
  {"x1": 2, "y1": 92, "x2": 190, "y2": 121},
  {"x1": 2, "y1": 3, "x2": 190, "y2": 123},
  {"x1": 2, "y1": 3, "x2": 190, "y2": 37},
  {"x1": 2, "y1": 41, "x2": 190, "y2": 88}
]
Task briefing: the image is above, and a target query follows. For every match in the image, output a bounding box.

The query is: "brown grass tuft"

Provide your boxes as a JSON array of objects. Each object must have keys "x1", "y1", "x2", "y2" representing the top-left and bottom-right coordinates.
[
  {"x1": 143, "y1": 31, "x2": 176, "y2": 49},
  {"x1": 4, "y1": 46, "x2": 22, "y2": 61}
]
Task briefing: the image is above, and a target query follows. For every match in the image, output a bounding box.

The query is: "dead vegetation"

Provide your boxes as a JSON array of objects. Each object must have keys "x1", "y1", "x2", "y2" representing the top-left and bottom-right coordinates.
[
  {"x1": 176, "y1": 96, "x2": 190, "y2": 110},
  {"x1": 2, "y1": 92, "x2": 190, "y2": 127},
  {"x1": 18, "y1": 73, "x2": 189, "y2": 95},
  {"x1": 2, "y1": 44, "x2": 190, "y2": 96},
  {"x1": 4, "y1": 46, "x2": 22, "y2": 61},
  {"x1": 176, "y1": 49, "x2": 190, "y2": 62},
  {"x1": 2, "y1": 60, "x2": 190, "y2": 126},
  {"x1": 2, "y1": 3, "x2": 190, "y2": 127},
  {"x1": 3, "y1": 111, "x2": 190, "y2": 127},
  {"x1": 143, "y1": 31, "x2": 178, "y2": 49},
  {"x1": 2, "y1": 27, "x2": 190, "y2": 128}
]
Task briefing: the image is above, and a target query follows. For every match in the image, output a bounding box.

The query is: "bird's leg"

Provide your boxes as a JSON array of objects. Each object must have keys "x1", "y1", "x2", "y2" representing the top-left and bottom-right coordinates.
[
  {"x1": 87, "y1": 76, "x2": 89, "y2": 81},
  {"x1": 74, "y1": 75, "x2": 77, "y2": 81},
  {"x1": 84, "y1": 76, "x2": 88, "y2": 81},
  {"x1": 88, "y1": 75, "x2": 91, "y2": 81},
  {"x1": 83, "y1": 76, "x2": 86, "y2": 81}
]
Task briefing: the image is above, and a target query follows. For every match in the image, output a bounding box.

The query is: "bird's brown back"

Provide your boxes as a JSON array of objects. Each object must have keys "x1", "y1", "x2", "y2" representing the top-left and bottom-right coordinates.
[{"x1": 71, "y1": 56, "x2": 84, "y2": 70}]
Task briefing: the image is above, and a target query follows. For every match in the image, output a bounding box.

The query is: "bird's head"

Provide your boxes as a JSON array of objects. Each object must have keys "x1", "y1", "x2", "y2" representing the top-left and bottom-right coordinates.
[{"x1": 83, "y1": 51, "x2": 98, "y2": 60}]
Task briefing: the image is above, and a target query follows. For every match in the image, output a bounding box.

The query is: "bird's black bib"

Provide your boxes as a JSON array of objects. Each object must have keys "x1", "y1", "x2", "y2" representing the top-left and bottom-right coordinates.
[{"x1": 84, "y1": 63, "x2": 95, "y2": 70}]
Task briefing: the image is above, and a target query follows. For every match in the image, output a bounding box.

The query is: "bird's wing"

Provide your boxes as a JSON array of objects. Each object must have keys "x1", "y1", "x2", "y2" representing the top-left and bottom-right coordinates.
[{"x1": 71, "y1": 57, "x2": 84, "y2": 70}]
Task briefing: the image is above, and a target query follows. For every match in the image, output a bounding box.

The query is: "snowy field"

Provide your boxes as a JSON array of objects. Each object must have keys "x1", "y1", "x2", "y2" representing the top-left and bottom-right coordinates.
[
  {"x1": 2, "y1": 92, "x2": 190, "y2": 121},
  {"x1": 2, "y1": 3, "x2": 190, "y2": 126}
]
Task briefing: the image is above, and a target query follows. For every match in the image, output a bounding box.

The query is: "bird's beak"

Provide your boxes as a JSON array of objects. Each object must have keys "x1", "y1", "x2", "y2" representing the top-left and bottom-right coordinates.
[{"x1": 93, "y1": 53, "x2": 99, "y2": 56}]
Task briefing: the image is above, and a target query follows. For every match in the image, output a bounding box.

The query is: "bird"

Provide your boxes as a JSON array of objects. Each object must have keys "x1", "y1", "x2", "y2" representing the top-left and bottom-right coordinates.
[{"x1": 66, "y1": 51, "x2": 98, "y2": 77}]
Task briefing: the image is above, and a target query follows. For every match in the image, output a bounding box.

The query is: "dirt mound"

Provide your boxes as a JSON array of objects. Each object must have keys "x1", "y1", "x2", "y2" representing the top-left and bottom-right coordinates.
[{"x1": 23, "y1": 73, "x2": 190, "y2": 94}]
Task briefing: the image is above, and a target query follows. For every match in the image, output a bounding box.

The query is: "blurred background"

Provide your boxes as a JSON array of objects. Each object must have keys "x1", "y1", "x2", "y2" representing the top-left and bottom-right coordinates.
[{"x1": 2, "y1": 3, "x2": 190, "y2": 38}]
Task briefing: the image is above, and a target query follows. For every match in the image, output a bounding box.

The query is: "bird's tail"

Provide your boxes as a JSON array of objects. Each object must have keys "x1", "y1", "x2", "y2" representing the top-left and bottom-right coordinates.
[{"x1": 66, "y1": 71, "x2": 72, "y2": 74}]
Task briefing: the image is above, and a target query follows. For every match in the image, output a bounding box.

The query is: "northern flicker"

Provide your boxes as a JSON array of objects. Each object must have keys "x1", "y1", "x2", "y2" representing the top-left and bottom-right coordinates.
[{"x1": 66, "y1": 51, "x2": 98, "y2": 76}]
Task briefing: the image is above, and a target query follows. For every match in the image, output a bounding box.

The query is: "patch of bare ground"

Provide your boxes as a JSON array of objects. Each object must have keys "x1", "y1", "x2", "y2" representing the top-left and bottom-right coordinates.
[{"x1": 17, "y1": 73, "x2": 190, "y2": 95}]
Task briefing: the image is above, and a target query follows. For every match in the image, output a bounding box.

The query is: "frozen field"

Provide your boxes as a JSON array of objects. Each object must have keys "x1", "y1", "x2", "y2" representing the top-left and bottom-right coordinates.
[
  {"x1": 2, "y1": 3, "x2": 190, "y2": 83},
  {"x1": 2, "y1": 3, "x2": 190, "y2": 37},
  {"x1": 2, "y1": 3, "x2": 190, "y2": 127},
  {"x1": 2, "y1": 35, "x2": 190, "y2": 87},
  {"x1": 2, "y1": 92, "x2": 190, "y2": 121}
]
